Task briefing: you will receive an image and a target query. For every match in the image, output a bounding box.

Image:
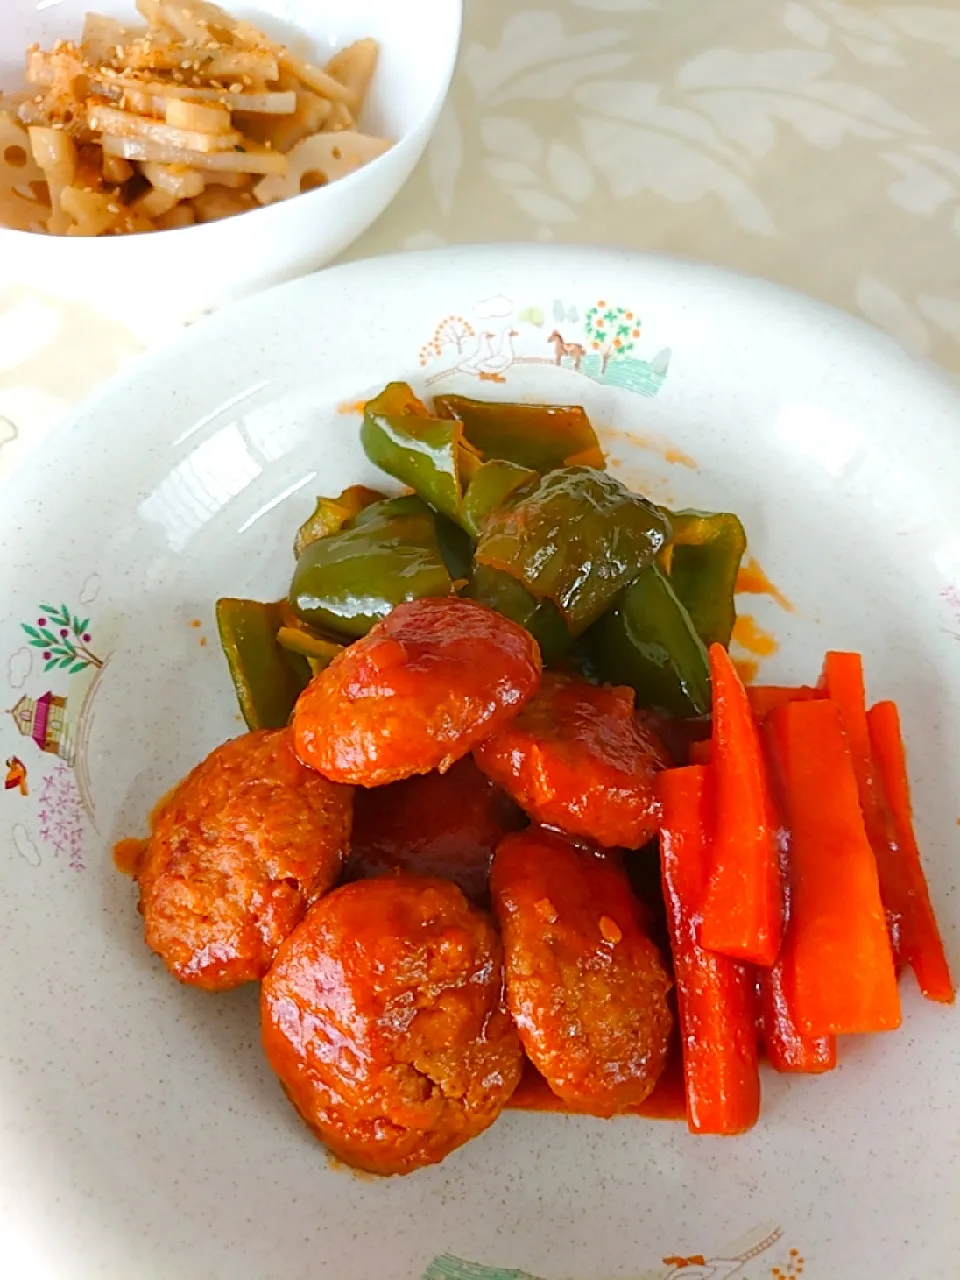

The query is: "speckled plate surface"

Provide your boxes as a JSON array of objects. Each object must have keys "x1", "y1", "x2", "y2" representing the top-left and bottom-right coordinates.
[{"x1": 1, "y1": 246, "x2": 958, "y2": 1280}]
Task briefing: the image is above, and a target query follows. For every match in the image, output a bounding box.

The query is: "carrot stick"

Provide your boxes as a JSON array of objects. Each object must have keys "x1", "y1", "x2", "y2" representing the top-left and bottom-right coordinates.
[
  {"x1": 660, "y1": 765, "x2": 761, "y2": 1134},
  {"x1": 765, "y1": 699, "x2": 901, "y2": 1036},
  {"x1": 760, "y1": 963, "x2": 836, "y2": 1073},
  {"x1": 699, "y1": 643, "x2": 780, "y2": 966},
  {"x1": 820, "y1": 652, "x2": 904, "y2": 962},
  {"x1": 867, "y1": 700, "x2": 955, "y2": 1003},
  {"x1": 758, "y1": 755, "x2": 836, "y2": 1072},
  {"x1": 746, "y1": 685, "x2": 821, "y2": 722}
]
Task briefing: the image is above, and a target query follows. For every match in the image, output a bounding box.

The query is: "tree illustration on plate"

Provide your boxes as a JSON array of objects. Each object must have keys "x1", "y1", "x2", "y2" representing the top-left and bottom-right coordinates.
[
  {"x1": 583, "y1": 301, "x2": 641, "y2": 374},
  {"x1": 419, "y1": 314, "x2": 477, "y2": 365},
  {"x1": 22, "y1": 603, "x2": 103, "y2": 674}
]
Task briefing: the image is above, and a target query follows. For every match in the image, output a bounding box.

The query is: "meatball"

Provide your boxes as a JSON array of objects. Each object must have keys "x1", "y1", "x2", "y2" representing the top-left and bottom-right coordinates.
[
  {"x1": 260, "y1": 875, "x2": 523, "y2": 1175},
  {"x1": 137, "y1": 729, "x2": 351, "y2": 991},
  {"x1": 292, "y1": 597, "x2": 541, "y2": 786},
  {"x1": 474, "y1": 672, "x2": 669, "y2": 848},
  {"x1": 491, "y1": 827, "x2": 673, "y2": 1115},
  {"x1": 349, "y1": 757, "x2": 525, "y2": 903}
]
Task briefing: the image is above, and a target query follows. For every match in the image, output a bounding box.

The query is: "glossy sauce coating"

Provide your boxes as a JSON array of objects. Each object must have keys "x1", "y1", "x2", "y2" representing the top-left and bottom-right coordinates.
[
  {"x1": 137, "y1": 729, "x2": 351, "y2": 991},
  {"x1": 491, "y1": 827, "x2": 673, "y2": 1116},
  {"x1": 474, "y1": 673, "x2": 670, "y2": 848},
  {"x1": 261, "y1": 875, "x2": 523, "y2": 1176},
  {"x1": 349, "y1": 757, "x2": 525, "y2": 903},
  {"x1": 293, "y1": 596, "x2": 542, "y2": 786}
]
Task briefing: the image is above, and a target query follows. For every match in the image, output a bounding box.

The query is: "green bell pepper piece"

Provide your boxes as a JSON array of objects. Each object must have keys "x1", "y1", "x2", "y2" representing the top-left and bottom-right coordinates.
[
  {"x1": 289, "y1": 495, "x2": 453, "y2": 638},
  {"x1": 434, "y1": 395, "x2": 605, "y2": 472},
  {"x1": 662, "y1": 509, "x2": 747, "y2": 650},
  {"x1": 586, "y1": 564, "x2": 711, "y2": 717},
  {"x1": 433, "y1": 513, "x2": 474, "y2": 583},
  {"x1": 215, "y1": 598, "x2": 311, "y2": 730},
  {"x1": 460, "y1": 459, "x2": 538, "y2": 539},
  {"x1": 475, "y1": 465, "x2": 671, "y2": 635},
  {"x1": 360, "y1": 382, "x2": 481, "y2": 523},
  {"x1": 276, "y1": 626, "x2": 343, "y2": 671},
  {"x1": 467, "y1": 564, "x2": 572, "y2": 664},
  {"x1": 293, "y1": 484, "x2": 385, "y2": 558}
]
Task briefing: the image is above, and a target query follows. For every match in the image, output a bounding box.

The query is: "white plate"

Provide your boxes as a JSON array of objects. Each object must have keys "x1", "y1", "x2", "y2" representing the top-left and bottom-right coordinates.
[{"x1": 1, "y1": 246, "x2": 958, "y2": 1280}]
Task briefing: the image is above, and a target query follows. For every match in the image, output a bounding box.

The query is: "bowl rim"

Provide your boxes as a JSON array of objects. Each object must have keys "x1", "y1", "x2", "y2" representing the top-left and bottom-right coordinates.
[{"x1": 0, "y1": 0, "x2": 463, "y2": 248}]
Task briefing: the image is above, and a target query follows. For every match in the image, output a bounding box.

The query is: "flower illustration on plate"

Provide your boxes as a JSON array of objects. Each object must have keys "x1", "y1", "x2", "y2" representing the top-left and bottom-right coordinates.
[{"x1": 37, "y1": 762, "x2": 85, "y2": 871}]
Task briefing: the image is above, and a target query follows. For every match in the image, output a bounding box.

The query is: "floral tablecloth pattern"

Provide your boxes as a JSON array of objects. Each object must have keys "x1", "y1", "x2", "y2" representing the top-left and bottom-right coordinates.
[{"x1": 3, "y1": 0, "x2": 960, "y2": 483}]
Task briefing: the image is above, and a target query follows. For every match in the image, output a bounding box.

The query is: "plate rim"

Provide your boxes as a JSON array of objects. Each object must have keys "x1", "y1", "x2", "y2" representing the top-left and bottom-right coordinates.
[{"x1": 8, "y1": 241, "x2": 960, "y2": 503}]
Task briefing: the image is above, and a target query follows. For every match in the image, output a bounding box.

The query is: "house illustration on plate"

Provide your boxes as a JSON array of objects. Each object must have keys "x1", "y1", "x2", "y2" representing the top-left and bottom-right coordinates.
[{"x1": 9, "y1": 691, "x2": 69, "y2": 759}]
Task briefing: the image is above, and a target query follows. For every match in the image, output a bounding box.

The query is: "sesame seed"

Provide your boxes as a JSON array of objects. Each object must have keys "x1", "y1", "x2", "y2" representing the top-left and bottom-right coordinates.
[
  {"x1": 180, "y1": 59, "x2": 192, "y2": 69},
  {"x1": 107, "y1": 202, "x2": 119, "y2": 213},
  {"x1": 229, "y1": 81, "x2": 242, "y2": 93}
]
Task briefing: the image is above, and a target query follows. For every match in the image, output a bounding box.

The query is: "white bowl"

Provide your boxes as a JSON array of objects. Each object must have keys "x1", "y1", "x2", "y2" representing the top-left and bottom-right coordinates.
[
  {"x1": 0, "y1": 0, "x2": 461, "y2": 329},
  {"x1": 1, "y1": 246, "x2": 959, "y2": 1278}
]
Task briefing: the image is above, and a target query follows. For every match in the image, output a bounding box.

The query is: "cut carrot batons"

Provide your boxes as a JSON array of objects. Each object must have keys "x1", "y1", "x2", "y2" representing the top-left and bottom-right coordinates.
[
  {"x1": 699, "y1": 643, "x2": 781, "y2": 967},
  {"x1": 660, "y1": 765, "x2": 761, "y2": 1135},
  {"x1": 765, "y1": 699, "x2": 901, "y2": 1036},
  {"x1": 867, "y1": 700, "x2": 955, "y2": 1004},
  {"x1": 746, "y1": 685, "x2": 821, "y2": 721}
]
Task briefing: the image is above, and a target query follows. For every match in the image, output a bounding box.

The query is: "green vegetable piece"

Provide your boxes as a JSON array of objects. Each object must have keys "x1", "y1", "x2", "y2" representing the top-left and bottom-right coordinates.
[
  {"x1": 475, "y1": 465, "x2": 671, "y2": 635},
  {"x1": 586, "y1": 564, "x2": 711, "y2": 717},
  {"x1": 467, "y1": 564, "x2": 572, "y2": 664},
  {"x1": 215, "y1": 598, "x2": 310, "y2": 730},
  {"x1": 289, "y1": 495, "x2": 453, "y2": 638},
  {"x1": 434, "y1": 395, "x2": 605, "y2": 472},
  {"x1": 460, "y1": 459, "x2": 538, "y2": 539},
  {"x1": 434, "y1": 513, "x2": 474, "y2": 583},
  {"x1": 294, "y1": 484, "x2": 385, "y2": 558},
  {"x1": 663, "y1": 509, "x2": 747, "y2": 650},
  {"x1": 276, "y1": 625, "x2": 343, "y2": 671},
  {"x1": 360, "y1": 382, "x2": 481, "y2": 522}
]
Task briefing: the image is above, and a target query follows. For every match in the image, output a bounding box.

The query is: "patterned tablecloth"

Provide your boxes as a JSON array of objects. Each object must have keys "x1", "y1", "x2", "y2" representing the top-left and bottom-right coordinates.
[{"x1": 3, "y1": 0, "x2": 960, "y2": 483}]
